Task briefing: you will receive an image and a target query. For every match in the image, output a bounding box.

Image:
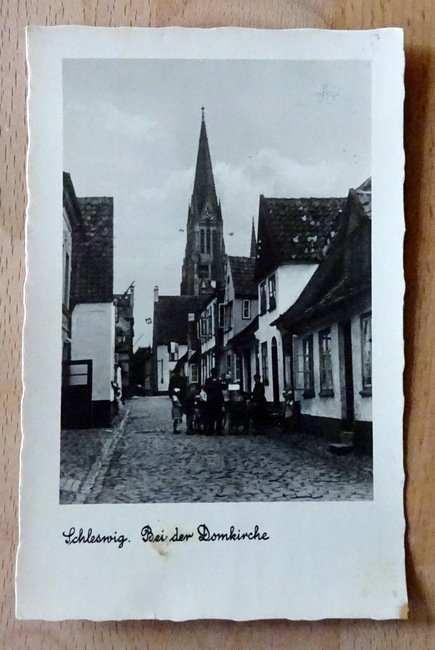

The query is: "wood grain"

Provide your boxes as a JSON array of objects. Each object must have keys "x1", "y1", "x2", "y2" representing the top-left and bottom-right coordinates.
[{"x1": 1, "y1": 0, "x2": 434, "y2": 647}]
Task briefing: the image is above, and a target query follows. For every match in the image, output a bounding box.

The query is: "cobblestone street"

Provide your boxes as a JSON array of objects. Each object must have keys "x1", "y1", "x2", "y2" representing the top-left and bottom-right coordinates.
[{"x1": 59, "y1": 396, "x2": 373, "y2": 504}]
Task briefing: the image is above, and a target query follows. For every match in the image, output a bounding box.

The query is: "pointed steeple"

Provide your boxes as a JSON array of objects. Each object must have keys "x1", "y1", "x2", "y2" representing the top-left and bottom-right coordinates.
[
  {"x1": 192, "y1": 107, "x2": 218, "y2": 216},
  {"x1": 250, "y1": 217, "x2": 257, "y2": 258}
]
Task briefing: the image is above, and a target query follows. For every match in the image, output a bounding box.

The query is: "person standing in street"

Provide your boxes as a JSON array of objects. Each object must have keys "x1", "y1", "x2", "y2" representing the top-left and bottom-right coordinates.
[
  {"x1": 204, "y1": 367, "x2": 224, "y2": 435},
  {"x1": 252, "y1": 373, "x2": 268, "y2": 432},
  {"x1": 168, "y1": 368, "x2": 187, "y2": 434}
]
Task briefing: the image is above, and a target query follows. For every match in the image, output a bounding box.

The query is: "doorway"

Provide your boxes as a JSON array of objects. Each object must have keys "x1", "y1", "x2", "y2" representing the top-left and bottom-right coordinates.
[
  {"x1": 271, "y1": 337, "x2": 280, "y2": 407},
  {"x1": 340, "y1": 321, "x2": 355, "y2": 428}
]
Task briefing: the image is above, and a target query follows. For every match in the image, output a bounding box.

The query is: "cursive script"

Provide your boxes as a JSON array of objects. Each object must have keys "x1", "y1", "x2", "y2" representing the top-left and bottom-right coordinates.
[
  {"x1": 197, "y1": 524, "x2": 269, "y2": 541},
  {"x1": 62, "y1": 527, "x2": 129, "y2": 549}
]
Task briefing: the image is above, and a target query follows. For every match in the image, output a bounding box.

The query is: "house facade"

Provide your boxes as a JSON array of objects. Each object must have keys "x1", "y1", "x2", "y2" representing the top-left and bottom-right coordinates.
[
  {"x1": 152, "y1": 287, "x2": 204, "y2": 392},
  {"x1": 197, "y1": 292, "x2": 222, "y2": 383},
  {"x1": 62, "y1": 173, "x2": 116, "y2": 428},
  {"x1": 254, "y1": 194, "x2": 347, "y2": 405},
  {"x1": 273, "y1": 179, "x2": 372, "y2": 451},
  {"x1": 114, "y1": 283, "x2": 135, "y2": 397},
  {"x1": 221, "y1": 255, "x2": 258, "y2": 390}
]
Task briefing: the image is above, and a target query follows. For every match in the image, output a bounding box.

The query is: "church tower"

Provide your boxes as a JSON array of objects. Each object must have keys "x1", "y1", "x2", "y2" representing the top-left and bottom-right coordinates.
[{"x1": 180, "y1": 108, "x2": 226, "y2": 296}]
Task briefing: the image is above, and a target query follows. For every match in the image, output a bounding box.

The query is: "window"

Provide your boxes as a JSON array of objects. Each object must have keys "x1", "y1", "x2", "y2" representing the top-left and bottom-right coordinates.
[
  {"x1": 207, "y1": 307, "x2": 213, "y2": 338},
  {"x1": 206, "y1": 229, "x2": 211, "y2": 254},
  {"x1": 218, "y1": 303, "x2": 225, "y2": 328},
  {"x1": 261, "y1": 341, "x2": 269, "y2": 385},
  {"x1": 200, "y1": 316, "x2": 208, "y2": 338},
  {"x1": 242, "y1": 299, "x2": 251, "y2": 320},
  {"x1": 234, "y1": 354, "x2": 242, "y2": 382},
  {"x1": 226, "y1": 353, "x2": 232, "y2": 376},
  {"x1": 268, "y1": 274, "x2": 276, "y2": 311},
  {"x1": 168, "y1": 341, "x2": 179, "y2": 362},
  {"x1": 212, "y1": 229, "x2": 216, "y2": 255},
  {"x1": 260, "y1": 281, "x2": 267, "y2": 315},
  {"x1": 360, "y1": 313, "x2": 372, "y2": 395},
  {"x1": 294, "y1": 335, "x2": 314, "y2": 397},
  {"x1": 319, "y1": 329, "x2": 333, "y2": 395},
  {"x1": 224, "y1": 301, "x2": 233, "y2": 332},
  {"x1": 191, "y1": 364, "x2": 198, "y2": 383},
  {"x1": 198, "y1": 264, "x2": 209, "y2": 279},
  {"x1": 63, "y1": 252, "x2": 70, "y2": 306},
  {"x1": 200, "y1": 229, "x2": 205, "y2": 254}
]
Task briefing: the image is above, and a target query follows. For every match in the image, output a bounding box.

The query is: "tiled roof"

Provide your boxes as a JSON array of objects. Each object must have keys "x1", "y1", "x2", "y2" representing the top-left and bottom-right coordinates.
[
  {"x1": 260, "y1": 195, "x2": 347, "y2": 263},
  {"x1": 70, "y1": 197, "x2": 114, "y2": 305},
  {"x1": 272, "y1": 182, "x2": 372, "y2": 330},
  {"x1": 293, "y1": 276, "x2": 370, "y2": 325},
  {"x1": 153, "y1": 295, "x2": 205, "y2": 346},
  {"x1": 229, "y1": 256, "x2": 257, "y2": 297}
]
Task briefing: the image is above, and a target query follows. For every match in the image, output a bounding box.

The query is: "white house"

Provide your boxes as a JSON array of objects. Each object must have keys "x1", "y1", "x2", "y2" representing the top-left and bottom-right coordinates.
[
  {"x1": 254, "y1": 194, "x2": 347, "y2": 405},
  {"x1": 62, "y1": 173, "x2": 116, "y2": 428},
  {"x1": 273, "y1": 179, "x2": 372, "y2": 452}
]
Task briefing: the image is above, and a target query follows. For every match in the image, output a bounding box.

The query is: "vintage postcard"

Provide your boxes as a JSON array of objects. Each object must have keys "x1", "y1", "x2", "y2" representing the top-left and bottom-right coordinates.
[{"x1": 18, "y1": 26, "x2": 406, "y2": 620}]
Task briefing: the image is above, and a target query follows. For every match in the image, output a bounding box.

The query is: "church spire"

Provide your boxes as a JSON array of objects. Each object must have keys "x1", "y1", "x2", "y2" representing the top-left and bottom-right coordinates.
[
  {"x1": 250, "y1": 217, "x2": 257, "y2": 258},
  {"x1": 192, "y1": 107, "x2": 219, "y2": 217}
]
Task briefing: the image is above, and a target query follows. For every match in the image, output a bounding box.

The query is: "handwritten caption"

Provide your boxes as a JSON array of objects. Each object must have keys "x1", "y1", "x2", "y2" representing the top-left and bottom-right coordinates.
[{"x1": 62, "y1": 524, "x2": 270, "y2": 549}]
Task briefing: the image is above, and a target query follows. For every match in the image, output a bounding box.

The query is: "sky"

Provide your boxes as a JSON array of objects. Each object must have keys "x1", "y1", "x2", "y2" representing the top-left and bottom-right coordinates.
[{"x1": 63, "y1": 58, "x2": 371, "y2": 347}]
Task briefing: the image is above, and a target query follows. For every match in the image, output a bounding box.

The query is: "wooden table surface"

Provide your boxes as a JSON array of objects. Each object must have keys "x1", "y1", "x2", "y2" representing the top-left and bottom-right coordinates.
[{"x1": 1, "y1": 1, "x2": 434, "y2": 647}]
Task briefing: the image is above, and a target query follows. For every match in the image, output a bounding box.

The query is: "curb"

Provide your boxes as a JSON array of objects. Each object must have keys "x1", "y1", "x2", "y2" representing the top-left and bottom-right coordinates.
[{"x1": 74, "y1": 408, "x2": 130, "y2": 504}]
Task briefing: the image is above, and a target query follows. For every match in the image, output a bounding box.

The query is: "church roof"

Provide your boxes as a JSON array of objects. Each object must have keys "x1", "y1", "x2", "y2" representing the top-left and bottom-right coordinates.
[
  {"x1": 153, "y1": 295, "x2": 205, "y2": 346},
  {"x1": 191, "y1": 111, "x2": 218, "y2": 215},
  {"x1": 228, "y1": 256, "x2": 257, "y2": 297},
  {"x1": 70, "y1": 196, "x2": 114, "y2": 305}
]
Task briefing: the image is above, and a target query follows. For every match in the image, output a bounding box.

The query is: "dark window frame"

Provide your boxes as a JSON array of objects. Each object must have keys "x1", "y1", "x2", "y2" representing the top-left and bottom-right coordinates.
[
  {"x1": 318, "y1": 328, "x2": 334, "y2": 396},
  {"x1": 268, "y1": 274, "x2": 276, "y2": 311},
  {"x1": 360, "y1": 312, "x2": 372, "y2": 396},
  {"x1": 242, "y1": 299, "x2": 251, "y2": 320}
]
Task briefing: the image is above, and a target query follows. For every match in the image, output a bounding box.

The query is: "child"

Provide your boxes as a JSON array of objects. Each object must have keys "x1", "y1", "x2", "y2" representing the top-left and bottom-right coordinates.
[{"x1": 171, "y1": 388, "x2": 183, "y2": 433}]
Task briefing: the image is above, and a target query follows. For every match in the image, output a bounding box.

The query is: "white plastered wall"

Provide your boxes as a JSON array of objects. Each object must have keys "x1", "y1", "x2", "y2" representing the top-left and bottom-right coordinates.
[{"x1": 71, "y1": 302, "x2": 115, "y2": 402}]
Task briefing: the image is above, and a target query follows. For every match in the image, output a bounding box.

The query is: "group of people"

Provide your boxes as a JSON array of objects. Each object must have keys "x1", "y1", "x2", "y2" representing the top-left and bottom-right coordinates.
[{"x1": 168, "y1": 367, "x2": 268, "y2": 436}]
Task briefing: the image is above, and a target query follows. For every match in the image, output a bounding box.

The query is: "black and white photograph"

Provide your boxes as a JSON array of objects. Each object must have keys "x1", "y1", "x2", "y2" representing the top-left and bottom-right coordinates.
[
  {"x1": 19, "y1": 26, "x2": 406, "y2": 622},
  {"x1": 59, "y1": 56, "x2": 373, "y2": 505}
]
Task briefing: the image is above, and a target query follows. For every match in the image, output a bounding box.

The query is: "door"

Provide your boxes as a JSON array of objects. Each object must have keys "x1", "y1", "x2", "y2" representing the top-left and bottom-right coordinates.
[
  {"x1": 245, "y1": 349, "x2": 252, "y2": 394},
  {"x1": 340, "y1": 322, "x2": 355, "y2": 427},
  {"x1": 61, "y1": 359, "x2": 93, "y2": 428},
  {"x1": 271, "y1": 337, "x2": 280, "y2": 407}
]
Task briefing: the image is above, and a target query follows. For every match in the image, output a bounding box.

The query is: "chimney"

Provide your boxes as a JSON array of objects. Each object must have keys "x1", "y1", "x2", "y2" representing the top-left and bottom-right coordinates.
[{"x1": 154, "y1": 285, "x2": 159, "y2": 303}]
